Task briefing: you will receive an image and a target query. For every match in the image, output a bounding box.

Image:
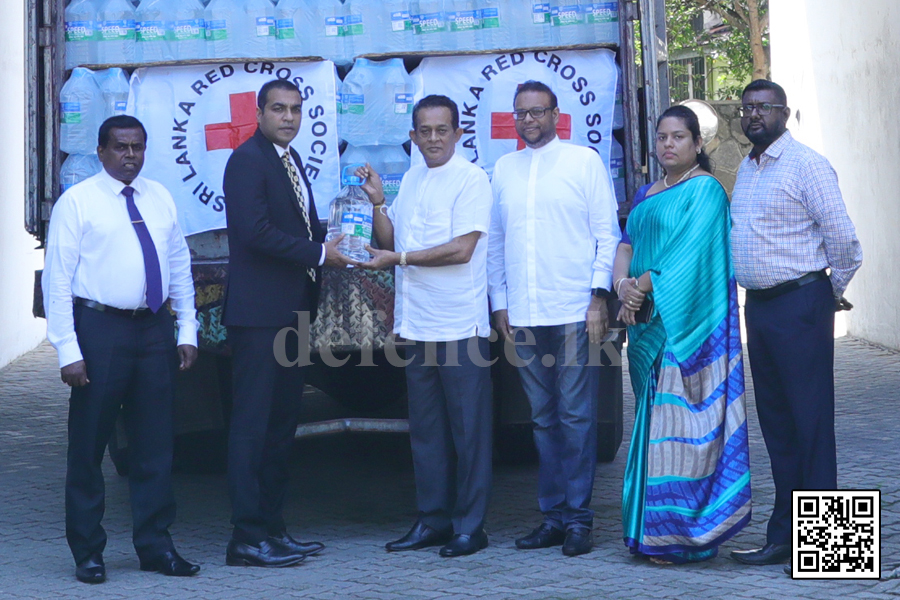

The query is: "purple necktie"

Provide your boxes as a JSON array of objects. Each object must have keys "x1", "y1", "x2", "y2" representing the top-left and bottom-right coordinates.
[{"x1": 122, "y1": 186, "x2": 164, "y2": 313}]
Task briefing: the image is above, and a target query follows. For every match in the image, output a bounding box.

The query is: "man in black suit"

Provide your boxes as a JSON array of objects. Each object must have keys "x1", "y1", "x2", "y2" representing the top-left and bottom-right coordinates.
[{"x1": 222, "y1": 79, "x2": 352, "y2": 567}]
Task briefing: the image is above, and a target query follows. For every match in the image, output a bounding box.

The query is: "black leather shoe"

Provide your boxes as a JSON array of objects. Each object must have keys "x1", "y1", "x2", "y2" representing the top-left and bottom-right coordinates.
[
  {"x1": 75, "y1": 553, "x2": 106, "y2": 584},
  {"x1": 730, "y1": 543, "x2": 791, "y2": 566},
  {"x1": 270, "y1": 532, "x2": 325, "y2": 557},
  {"x1": 439, "y1": 530, "x2": 488, "y2": 557},
  {"x1": 140, "y1": 549, "x2": 200, "y2": 576},
  {"x1": 226, "y1": 538, "x2": 305, "y2": 568},
  {"x1": 385, "y1": 520, "x2": 453, "y2": 552},
  {"x1": 562, "y1": 528, "x2": 593, "y2": 556},
  {"x1": 515, "y1": 524, "x2": 566, "y2": 550}
]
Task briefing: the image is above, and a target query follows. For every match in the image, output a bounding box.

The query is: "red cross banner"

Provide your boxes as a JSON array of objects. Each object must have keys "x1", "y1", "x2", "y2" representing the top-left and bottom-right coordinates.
[
  {"x1": 128, "y1": 61, "x2": 340, "y2": 236},
  {"x1": 409, "y1": 49, "x2": 617, "y2": 176}
]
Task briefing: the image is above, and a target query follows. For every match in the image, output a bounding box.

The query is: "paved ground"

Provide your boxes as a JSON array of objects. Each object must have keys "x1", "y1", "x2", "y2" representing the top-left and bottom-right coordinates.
[{"x1": 0, "y1": 337, "x2": 898, "y2": 599}]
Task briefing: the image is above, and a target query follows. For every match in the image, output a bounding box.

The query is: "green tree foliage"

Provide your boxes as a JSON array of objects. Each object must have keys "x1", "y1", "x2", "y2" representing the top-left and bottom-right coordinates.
[{"x1": 667, "y1": 0, "x2": 769, "y2": 100}]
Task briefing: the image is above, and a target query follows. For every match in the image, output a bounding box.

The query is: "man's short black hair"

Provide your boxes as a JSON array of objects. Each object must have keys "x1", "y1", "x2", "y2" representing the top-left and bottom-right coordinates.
[
  {"x1": 742, "y1": 79, "x2": 788, "y2": 106},
  {"x1": 98, "y1": 115, "x2": 147, "y2": 148},
  {"x1": 411, "y1": 94, "x2": 460, "y2": 130},
  {"x1": 513, "y1": 80, "x2": 558, "y2": 109},
  {"x1": 257, "y1": 79, "x2": 302, "y2": 111}
]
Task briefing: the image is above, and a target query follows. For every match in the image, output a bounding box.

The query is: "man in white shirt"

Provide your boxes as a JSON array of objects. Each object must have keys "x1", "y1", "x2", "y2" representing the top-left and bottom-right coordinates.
[
  {"x1": 43, "y1": 115, "x2": 200, "y2": 583},
  {"x1": 488, "y1": 81, "x2": 620, "y2": 557},
  {"x1": 356, "y1": 95, "x2": 494, "y2": 558}
]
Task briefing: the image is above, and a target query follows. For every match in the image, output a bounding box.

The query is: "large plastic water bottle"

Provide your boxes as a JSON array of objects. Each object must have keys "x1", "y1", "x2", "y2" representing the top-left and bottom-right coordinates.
[
  {"x1": 307, "y1": 0, "x2": 348, "y2": 64},
  {"x1": 327, "y1": 165, "x2": 374, "y2": 264},
  {"x1": 384, "y1": 0, "x2": 415, "y2": 54},
  {"x1": 60, "y1": 154, "x2": 103, "y2": 194},
  {"x1": 241, "y1": 0, "x2": 277, "y2": 59},
  {"x1": 60, "y1": 68, "x2": 104, "y2": 156},
  {"x1": 511, "y1": 2, "x2": 552, "y2": 49},
  {"x1": 341, "y1": 144, "x2": 411, "y2": 205},
  {"x1": 477, "y1": 0, "x2": 509, "y2": 50},
  {"x1": 447, "y1": 0, "x2": 480, "y2": 52},
  {"x1": 586, "y1": 1, "x2": 619, "y2": 44},
  {"x1": 65, "y1": 0, "x2": 98, "y2": 69},
  {"x1": 343, "y1": 0, "x2": 377, "y2": 60},
  {"x1": 96, "y1": 67, "x2": 130, "y2": 121},
  {"x1": 205, "y1": 0, "x2": 239, "y2": 59},
  {"x1": 275, "y1": 0, "x2": 310, "y2": 58},
  {"x1": 609, "y1": 137, "x2": 626, "y2": 208},
  {"x1": 136, "y1": 0, "x2": 173, "y2": 62},
  {"x1": 551, "y1": 2, "x2": 587, "y2": 46},
  {"x1": 96, "y1": 0, "x2": 137, "y2": 64},
  {"x1": 339, "y1": 58, "x2": 416, "y2": 147},
  {"x1": 613, "y1": 63, "x2": 624, "y2": 129},
  {"x1": 411, "y1": 0, "x2": 450, "y2": 52},
  {"x1": 170, "y1": 0, "x2": 207, "y2": 61}
]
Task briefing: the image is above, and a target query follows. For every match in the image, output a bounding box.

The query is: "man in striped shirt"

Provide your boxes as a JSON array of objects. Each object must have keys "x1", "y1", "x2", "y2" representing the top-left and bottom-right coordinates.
[{"x1": 729, "y1": 80, "x2": 863, "y2": 568}]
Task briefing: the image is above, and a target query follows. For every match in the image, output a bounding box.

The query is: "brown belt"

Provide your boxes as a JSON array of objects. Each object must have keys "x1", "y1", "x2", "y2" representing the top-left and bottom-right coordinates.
[
  {"x1": 745, "y1": 270, "x2": 828, "y2": 302},
  {"x1": 74, "y1": 297, "x2": 156, "y2": 319}
]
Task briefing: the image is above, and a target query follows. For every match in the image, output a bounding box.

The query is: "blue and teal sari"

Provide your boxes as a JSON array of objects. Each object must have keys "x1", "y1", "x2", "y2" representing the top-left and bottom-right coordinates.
[{"x1": 622, "y1": 176, "x2": 751, "y2": 563}]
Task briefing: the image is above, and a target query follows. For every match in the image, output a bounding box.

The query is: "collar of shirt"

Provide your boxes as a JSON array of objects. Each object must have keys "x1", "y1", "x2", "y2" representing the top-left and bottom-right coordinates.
[
  {"x1": 96, "y1": 167, "x2": 147, "y2": 199},
  {"x1": 274, "y1": 142, "x2": 298, "y2": 170},
  {"x1": 748, "y1": 130, "x2": 793, "y2": 164},
  {"x1": 522, "y1": 134, "x2": 561, "y2": 157}
]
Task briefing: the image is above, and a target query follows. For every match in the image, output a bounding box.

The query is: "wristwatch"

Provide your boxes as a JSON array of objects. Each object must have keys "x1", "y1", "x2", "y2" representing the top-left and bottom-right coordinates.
[
  {"x1": 592, "y1": 287, "x2": 615, "y2": 300},
  {"x1": 399, "y1": 251, "x2": 408, "y2": 267}
]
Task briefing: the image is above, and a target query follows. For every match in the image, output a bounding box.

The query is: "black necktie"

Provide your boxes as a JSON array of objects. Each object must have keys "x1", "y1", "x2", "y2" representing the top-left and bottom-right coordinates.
[{"x1": 122, "y1": 186, "x2": 164, "y2": 312}]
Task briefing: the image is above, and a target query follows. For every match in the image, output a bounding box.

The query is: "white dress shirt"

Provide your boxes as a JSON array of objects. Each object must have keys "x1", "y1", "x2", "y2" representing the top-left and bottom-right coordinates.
[
  {"x1": 275, "y1": 142, "x2": 326, "y2": 267},
  {"x1": 43, "y1": 168, "x2": 198, "y2": 368},
  {"x1": 488, "y1": 136, "x2": 620, "y2": 327},
  {"x1": 387, "y1": 153, "x2": 493, "y2": 342}
]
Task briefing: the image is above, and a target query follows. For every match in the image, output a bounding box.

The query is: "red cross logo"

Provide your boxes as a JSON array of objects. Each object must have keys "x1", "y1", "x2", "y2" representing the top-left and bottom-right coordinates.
[
  {"x1": 491, "y1": 111, "x2": 572, "y2": 150},
  {"x1": 205, "y1": 91, "x2": 258, "y2": 151}
]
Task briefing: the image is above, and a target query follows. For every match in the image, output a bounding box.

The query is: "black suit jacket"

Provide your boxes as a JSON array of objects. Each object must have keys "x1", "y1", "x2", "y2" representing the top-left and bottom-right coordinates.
[{"x1": 223, "y1": 128, "x2": 327, "y2": 327}]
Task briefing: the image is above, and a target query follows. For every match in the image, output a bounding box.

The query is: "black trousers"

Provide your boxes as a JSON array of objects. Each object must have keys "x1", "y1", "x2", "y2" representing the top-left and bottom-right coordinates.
[
  {"x1": 404, "y1": 337, "x2": 493, "y2": 535},
  {"x1": 227, "y1": 325, "x2": 306, "y2": 544},
  {"x1": 745, "y1": 278, "x2": 837, "y2": 545},
  {"x1": 66, "y1": 305, "x2": 178, "y2": 564}
]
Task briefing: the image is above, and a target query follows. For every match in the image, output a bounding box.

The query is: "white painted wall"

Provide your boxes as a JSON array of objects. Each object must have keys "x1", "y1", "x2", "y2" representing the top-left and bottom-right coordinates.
[
  {"x1": 770, "y1": 0, "x2": 900, "y2": 349},
  {"x1": 0, "y1": 3, "x2": 46, "y2": 368}
]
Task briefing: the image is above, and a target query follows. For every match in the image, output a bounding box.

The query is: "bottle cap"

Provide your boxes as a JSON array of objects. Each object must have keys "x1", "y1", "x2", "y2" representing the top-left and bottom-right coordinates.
[{"x1": 341, "y1": 164, "x2": 365, "y2": 186}]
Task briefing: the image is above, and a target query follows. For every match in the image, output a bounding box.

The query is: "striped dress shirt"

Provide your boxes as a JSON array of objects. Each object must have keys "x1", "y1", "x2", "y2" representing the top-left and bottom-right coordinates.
[{"x1": 731, "y1": 131, "x2": 862, "y2": 297}]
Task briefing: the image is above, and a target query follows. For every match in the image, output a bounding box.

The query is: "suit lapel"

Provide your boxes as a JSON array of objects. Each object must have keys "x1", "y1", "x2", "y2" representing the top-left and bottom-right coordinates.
[{"x1": 254, "y1": 130, "x2": 307, "y2": 223}]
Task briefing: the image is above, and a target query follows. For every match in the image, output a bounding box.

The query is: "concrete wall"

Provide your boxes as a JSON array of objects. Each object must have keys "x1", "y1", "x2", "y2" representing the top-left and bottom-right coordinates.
[
  {"x1": 770, "y1": 0, "x2": 900, "y2": 349},
  {"x1": 0, "y1": 3, "x2": 46, "y2": 368}
]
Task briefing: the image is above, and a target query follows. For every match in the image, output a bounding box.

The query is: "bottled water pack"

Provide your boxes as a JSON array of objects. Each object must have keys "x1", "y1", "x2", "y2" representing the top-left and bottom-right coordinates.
[
  {"x1": 137, "y1": 0, "x2": 206, "y2": 62},
  {"x1": 60, "y1": 154, "x2": 103, "y2": 194},
  {"x1": 65, "y1": 0, "x2": 98, "y2": 69},
  {"x1": 341, "y1": 145, "x2": 411, "y2": 205},
  {"x1": 609, "y1": 137, "x2": 626, "y2": 208},
  {"x1": 96, "y1": 0, "x2": 137, "y2": 65},
  {"x1": 339, "y1": 58, "x2": 416, "y2": 147},
  {"x1": 327, "y1": 165, "x2": 374, "y2": 264},
  {"x1": 60, "y1": 68, "x2": 105, "y2": 156},
  {"x1": 95, "y1": 67, "x2": 130, "y2": 121}
]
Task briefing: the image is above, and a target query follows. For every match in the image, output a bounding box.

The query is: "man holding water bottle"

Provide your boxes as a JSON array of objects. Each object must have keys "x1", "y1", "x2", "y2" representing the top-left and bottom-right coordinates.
[{"x1": 355, "y1": 95, "x2": 494, "y2": 557}]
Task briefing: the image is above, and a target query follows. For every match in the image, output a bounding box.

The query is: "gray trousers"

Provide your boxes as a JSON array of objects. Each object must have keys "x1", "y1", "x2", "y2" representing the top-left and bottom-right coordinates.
[{"x1": 404, "y1": 337, "x2": 493, "y2": 535}]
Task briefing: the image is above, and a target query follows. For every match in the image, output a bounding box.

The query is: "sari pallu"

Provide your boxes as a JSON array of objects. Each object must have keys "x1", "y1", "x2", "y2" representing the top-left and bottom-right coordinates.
[{"x1": 622, "y1": 176, "x2": 751, "y2": 563}]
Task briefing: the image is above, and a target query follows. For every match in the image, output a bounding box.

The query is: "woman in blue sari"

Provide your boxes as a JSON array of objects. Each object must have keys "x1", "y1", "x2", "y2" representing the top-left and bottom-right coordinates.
[{"x1": 613, "y1": 105, "x2": 751, "y2": 564}]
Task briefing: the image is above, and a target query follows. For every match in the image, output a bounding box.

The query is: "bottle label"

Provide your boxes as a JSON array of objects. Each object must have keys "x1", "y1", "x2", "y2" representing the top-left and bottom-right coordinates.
[
  {"x1": 206, "y1": 19, "x2": 228, "y2": 41},
  {"x1": 391, "y1": 11, "x2": 412, "y2": 32},
  {"x1": 171, "y1": 19, "x2": 204, "y2": 41},
  {"x1": 60, "y1": 102, "x2": 82, "y2": 124},
  {"x1": 98, "y1": 19, "x2": 136, "y2": 41},
  {"x1": 413, "y1": 12, "x2": 446, "y2": 35},
  {"x1": 394, "y1": 93, "x2": 414, "y2": 115},
  {"x1": 114, "y1": 100, "x2": 127, "y2": 114},
  {"x1": 256, "y1": 16, "x2": 275, "y2": 37},
  {"x1": 481, "y1": 7, "x2": 501, "y2": 29},
  {"x1": 344, "y1": 14, "x2": 364, "y2": 36},
  {"x1": 532, "y1": 3, "x2": 551, "y2": 24},
  {"x1": 65, "y1": 20, "x2": 95, "y2": 42},
  {"x1": 340, "y1": 212, "x2": 373, "y2": 239},
  {"x1": 137, "y1": 20, "x2": 167, "y2": 42},
  {"x1": 276, "y1": 18, "x2": 295, "y2": 39},
  {"x1": 586, "y1": 2, "x2": 618, "y2": 24},
  {"x1": 325, "y1": 16, "x2": 344, "y2": 37},
  {"x1": 448, "y1": 10, "x2": 480, "y2": 32},
  {"x1": 380, "y1": 174, "x2": 403, "y2": 197},
  {"x1": 342, "y1": 93, "x2": 365, "y2": 115},
  {"x1": 551, "y1": 6, "x2": 583, "y2": 27}
]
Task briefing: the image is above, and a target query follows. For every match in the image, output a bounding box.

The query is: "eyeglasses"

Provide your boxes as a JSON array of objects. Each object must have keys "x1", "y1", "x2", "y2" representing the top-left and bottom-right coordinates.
[
  {"x1": 512, "y1": 107, "x2": 554, "y2": 120},
  {"x1": 740, "y1": 103, "x2": 786, "y2": 117}
]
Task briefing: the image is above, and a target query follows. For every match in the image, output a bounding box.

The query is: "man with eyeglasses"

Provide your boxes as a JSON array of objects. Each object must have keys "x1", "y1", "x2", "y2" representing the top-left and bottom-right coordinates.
[
  {"x1": 356, "y1": 94, "x2": 494, "y2": 557},
  {"x1": 729, "y1": 80, "x2": 862, "y2": 569},
  {"x1": 487, "y1": 80, "x2": 620, "y2": 557}
]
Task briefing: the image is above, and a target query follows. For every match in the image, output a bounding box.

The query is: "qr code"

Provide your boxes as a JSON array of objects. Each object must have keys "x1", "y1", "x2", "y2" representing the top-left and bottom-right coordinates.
[{"x1": 793, "y1": 490, "x2": 880, "y2": 579}]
